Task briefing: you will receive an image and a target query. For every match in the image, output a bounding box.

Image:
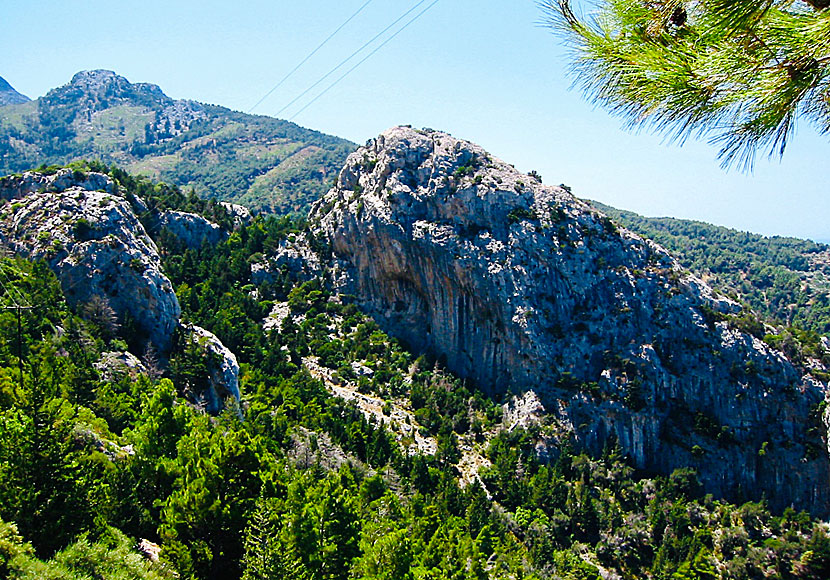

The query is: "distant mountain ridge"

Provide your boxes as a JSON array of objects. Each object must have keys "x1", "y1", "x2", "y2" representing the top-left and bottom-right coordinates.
[
  {"x1": 0, "y1": 70, "x2": 355, "y2": 214},
  {"x1": 0, "y1": 76, "x2": 29, "y2": 106}
]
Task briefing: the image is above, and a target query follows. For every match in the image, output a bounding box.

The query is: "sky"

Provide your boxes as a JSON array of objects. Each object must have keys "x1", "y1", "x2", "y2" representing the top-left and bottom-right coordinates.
[{"x1": 2, "y1": 0, "x2": 828, "y2": 241}]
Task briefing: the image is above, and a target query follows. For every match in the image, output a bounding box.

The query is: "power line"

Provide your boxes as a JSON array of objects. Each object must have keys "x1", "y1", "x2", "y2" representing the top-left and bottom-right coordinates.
[
  {"x1": 248, "y1": 0, "x2": 375, "y2": 114},
  {"x1": 275, "y1": 0, "x2": 430, "y2": 118},
  {"x1": 291, "y1": 0, "x2": 442, "y2": 120}
]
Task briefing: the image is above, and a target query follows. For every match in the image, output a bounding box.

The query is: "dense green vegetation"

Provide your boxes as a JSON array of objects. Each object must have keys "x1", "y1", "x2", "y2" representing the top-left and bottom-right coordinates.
[
  {"x1": 0, "y1": 71, "x2": 355, "y2": 214},
  {"x1": 1, "y1": 168, "x2": 830, "y2": 579},
  {"x1": 595, "y1": 203, "x2": 830, "y2": 337}
]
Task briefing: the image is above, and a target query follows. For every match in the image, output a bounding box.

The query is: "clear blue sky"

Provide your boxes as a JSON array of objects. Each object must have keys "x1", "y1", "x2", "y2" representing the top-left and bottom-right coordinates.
[{"x1": 3, "y1": 0, "x2": 828, "y2": 240}]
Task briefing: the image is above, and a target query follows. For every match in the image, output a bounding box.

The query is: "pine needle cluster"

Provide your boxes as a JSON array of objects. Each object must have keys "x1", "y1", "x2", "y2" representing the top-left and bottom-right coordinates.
[{"x1": 543, "y1": 0, "x2": 830, "y2": 168}]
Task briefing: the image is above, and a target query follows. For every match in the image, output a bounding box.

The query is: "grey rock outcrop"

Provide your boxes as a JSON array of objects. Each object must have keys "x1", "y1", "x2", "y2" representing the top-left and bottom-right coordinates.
[
  {"x1": 182, "y1": 324, "x2": 241, "y2": 415},
  {"x1": 0, "y1": 168, "x2": 113, "y2": 200},
  {"x1": 53, "y1": 70, "x2": 205, "y2": 132},
  {"x1": 219, "y1": 202, "x2": 253, "y2": 229},
  {"x1": 95, "y1": 351, "x2": 149, "y2": 382},
  {"x1": 0, "y1": 76, "x2": 30, "y2": 106},
  {"x1": 310, "y1": 126, "x2": 830, "y2": 515},
  {"x1": 0, "y1": 171, "x2": 180, "y2": 354},
  {"x1": 251, "y1": 234, "x2": 322, "y2": 287},
  {"x1": 157, "y1": 210, "x2": 226, "y2": 249}
]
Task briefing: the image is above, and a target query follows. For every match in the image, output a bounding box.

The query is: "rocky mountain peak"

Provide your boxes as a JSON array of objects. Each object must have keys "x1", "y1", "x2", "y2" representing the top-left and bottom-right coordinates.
[
  {"x1": 64, "y1": 69, "x2": 168, "y2": 104},
  {"x1": 40, "y1": 70, "x2": 205, "y2": 126},
  {"x1": 310, "y1": 125, "x2": 830, "y2": 515},
  {"x1": 0, "y1": 75, "x2": 30, "y2": 106}
]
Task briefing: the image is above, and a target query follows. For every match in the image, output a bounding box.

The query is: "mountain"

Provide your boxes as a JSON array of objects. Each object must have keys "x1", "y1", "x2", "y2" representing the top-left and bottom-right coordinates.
[
  {"x1": 3, "y1": 161, "x2": 830, "y2": 579},
  {"x1": 0, "y1": 76, "x2": 29, "y2": 106},
  {"x1": 592, "y1": 202, "x2": 830, "y2": 337},
  {"x1": 308, "y1": 126, "x2": 830, "y2": 515},
  {"x1": 0, "y1": 70, "x2": 355, "y2": 214}
]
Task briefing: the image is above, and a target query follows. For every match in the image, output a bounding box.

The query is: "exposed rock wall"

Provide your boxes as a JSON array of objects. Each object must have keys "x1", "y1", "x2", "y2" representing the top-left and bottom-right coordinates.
[
  {"x1": 157, "y1": 210, "x2": 226, "y2": 249},
  {"x1": 0, "y1": 169, "x2": 245, "y2": 413},
  {"x1": 182, "y1": 324, "x2": 241, "y2": 415},
  {"x1": 0, "y1": 170, "x2": 180, "y2": 353},
  {"x1": 310, "y1": 126, "x2": 830, "y2": 515}
]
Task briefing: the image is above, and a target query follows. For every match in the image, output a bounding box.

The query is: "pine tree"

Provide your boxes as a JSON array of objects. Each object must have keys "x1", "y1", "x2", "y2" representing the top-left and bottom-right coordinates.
[{"x1": 544, "y1": 0, "x2": 830, "y2": 168}]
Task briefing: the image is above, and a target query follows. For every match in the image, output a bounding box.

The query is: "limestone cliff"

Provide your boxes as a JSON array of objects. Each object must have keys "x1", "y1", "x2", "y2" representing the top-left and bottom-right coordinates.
[
  {"x1": 310, "y1": 126, "x2": 830, "y2": 516},
  {"x1": 0, "y1": 169, "x2": 180, "y2": 353},
  {"x1": 0, "y1": 169, "x2": 244, "y2": 414},
  {"x1": 181, "y1": 324, "x2": 241, "y2": 415},
  {"x1": 157, "y1": 209, "x2": 227, "y2": 250}
]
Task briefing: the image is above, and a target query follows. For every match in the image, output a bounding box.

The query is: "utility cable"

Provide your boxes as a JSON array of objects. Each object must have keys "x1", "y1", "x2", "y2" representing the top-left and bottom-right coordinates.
[
  {"x1": 291, "y1": 0, "x2": 441, "y2": 120},
  {"x1": 248, "y1": 0, "x2": 375, "y2": 114},
  {"x1": 275, "y1": 0, "x2": 430, "y2": 118}
]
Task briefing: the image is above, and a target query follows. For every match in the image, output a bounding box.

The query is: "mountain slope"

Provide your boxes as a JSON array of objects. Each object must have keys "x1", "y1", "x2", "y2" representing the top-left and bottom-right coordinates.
[
  {"x1": 593, "y1": 202, "x2": 830, "y2": 336},
  {"x1": 0, "y1": 70, "x2": 355, "y2": 214},
  {"x1": 3, "y1": 163, "x2": 830, "y2": 579},
  {"x1": 0, "y1": 76, "x2": 29, "y2": 106},
  {"x1": 309, "y1": 126, "x2": 830, "y2": 515}
]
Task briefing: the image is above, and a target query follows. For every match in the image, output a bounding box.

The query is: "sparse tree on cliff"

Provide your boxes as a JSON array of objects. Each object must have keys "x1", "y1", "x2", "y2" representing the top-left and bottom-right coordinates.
[{"x1": 543, "y1": 0, "x2": 830, "y2": 168}]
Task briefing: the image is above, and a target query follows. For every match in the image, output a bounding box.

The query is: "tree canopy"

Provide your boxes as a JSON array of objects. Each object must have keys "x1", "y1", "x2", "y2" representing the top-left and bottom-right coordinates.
[{"x1": 544, "y1": 0, "x2": 830, "y2": 168}]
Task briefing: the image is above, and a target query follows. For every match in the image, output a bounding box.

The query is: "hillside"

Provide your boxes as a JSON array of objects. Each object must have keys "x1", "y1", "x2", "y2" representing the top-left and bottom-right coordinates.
[
  {"x1": 0, "y1": 77, "x2": 29, "y2": 106},
  {"x1": 2, "y1": 163, "x2": 830, "y2": 580},
  {"x1": 594, "y1": 202, "x2": 830, "y2": 336},
  {"x1": 0, "y1": 70, "x2": 355, "y2": 214},
  {"x1": 307, "y1": 126, "x2": 830, "y2": 516}
]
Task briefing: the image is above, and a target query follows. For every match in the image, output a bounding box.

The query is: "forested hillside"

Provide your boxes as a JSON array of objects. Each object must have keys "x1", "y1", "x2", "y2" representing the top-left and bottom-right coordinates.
[
  {"x1": 1, "y1": 164, "x2": 829, "y2": 579},
  {"x1": 595, "y1": 203, "x2": 830, "y2": 338},
  {"x1": 0, "y1": 70, "x2": 355, "y2": 214}
]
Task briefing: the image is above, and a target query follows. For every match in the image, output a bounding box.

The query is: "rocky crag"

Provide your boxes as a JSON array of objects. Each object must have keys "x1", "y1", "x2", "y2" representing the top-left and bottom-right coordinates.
[
  {"x1": 0, "y1": 169, "x2": 240, "y2": 409},
  {"x1": 309, "y1": 126, "x2": 830, "y2": 516}
]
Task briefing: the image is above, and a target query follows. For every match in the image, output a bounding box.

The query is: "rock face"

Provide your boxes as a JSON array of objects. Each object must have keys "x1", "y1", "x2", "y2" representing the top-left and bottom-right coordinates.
[
  {"x1": 0, "y1": 76, "x2": 30, "y2": 106},
  {"x1": 50, "y1": 70, "x2": 205, "y2": 131},
  {"x1": 183, "y1": 324, "x2": 241, "y2": 415},
  {"x1": 0, "y1": 169, "x2": 180, "y2": 354},
  {"x1": 0, "y1": 168, "x2": 113, "y2": 200},
  {"x1": 250, "y1": 235, "x2": 322, "y2": 287},
  {"x1": 310, "y1": 126, "x2": 830, "y2": 515},
  {"x1": 157, "y1": 210, "x2": 226, "y2": 250},
  {"x1": 219, "y1": 202, "x2": 253, "y2": 229}
]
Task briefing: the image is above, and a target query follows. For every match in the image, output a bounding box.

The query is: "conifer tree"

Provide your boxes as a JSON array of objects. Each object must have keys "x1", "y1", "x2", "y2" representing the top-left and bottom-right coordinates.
[{"x1": 545, "y1": 0, "x2": 830, "y2": 168}]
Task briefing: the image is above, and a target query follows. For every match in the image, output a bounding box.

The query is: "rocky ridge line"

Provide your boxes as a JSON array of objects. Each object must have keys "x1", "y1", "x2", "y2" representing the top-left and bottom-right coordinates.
[{"x1": 308, "y1": 126, "x2": 830, "y2": 516}]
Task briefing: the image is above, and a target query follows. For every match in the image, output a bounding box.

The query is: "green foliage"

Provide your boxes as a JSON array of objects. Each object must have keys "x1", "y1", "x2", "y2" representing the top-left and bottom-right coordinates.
[
  {"x1": 507, "y1": 206, "x2": 539, "y2": 223},
  {"x1": 597, "y1": 202, "x2": 830, "y2": 338},
  {"x1": 0, "y1": 80, "x2": 355, "y2": 214},
  {"x1": 2, "y1": 526, "x2": 171, "y2": 580},
  {"x1": 1, "y1": 167, "x2": 830, "y2": 580},
  {"x1": 546, "y1": 0, "x2": 830, "y2": 167}
]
